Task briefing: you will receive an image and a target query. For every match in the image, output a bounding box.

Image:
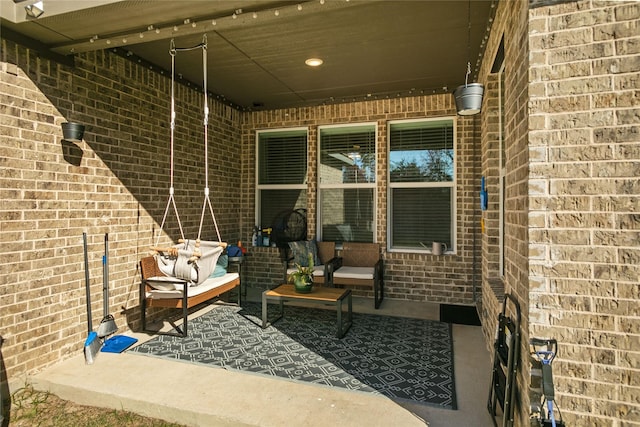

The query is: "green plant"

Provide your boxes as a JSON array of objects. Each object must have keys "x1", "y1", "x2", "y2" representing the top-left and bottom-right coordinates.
[
  {"x1": 9, "y1": 382, "x2": 185, "y2": 426},
  {"x1": 288, "y1": 253, "x2": 315, "y2": 285}
]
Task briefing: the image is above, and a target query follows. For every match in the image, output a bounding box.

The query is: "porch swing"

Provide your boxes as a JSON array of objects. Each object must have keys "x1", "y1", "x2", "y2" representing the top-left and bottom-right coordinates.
[{"x1": 140, "y1": 36, "x2": 240, "y2": 337}]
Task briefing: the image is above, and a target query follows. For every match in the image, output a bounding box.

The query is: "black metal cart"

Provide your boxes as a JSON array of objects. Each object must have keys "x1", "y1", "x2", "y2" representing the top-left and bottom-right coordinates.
[{"x1": 488, "y1": 293, "x2": 521, "y2": 427}]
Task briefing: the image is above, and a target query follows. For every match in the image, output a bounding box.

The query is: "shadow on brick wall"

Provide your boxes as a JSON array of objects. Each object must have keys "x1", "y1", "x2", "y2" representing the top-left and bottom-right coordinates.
[
  {"x1": 61, "y1": 139, "x2": 83, "y2": 166},
  {"x1": 1, "y1": 336, "x2": 10, "y2": 427}
]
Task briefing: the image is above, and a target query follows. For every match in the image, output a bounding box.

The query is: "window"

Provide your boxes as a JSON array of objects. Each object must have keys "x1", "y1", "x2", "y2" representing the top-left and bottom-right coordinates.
[
  {"x1": 388, "y1": 118, "x2": 456, "y2": 252},
  {"x1": 256, "y1": 128, "x2": 307, "y2": 229},
  {"x1": 318, "y1": 124, "x2": 376, "y2": 243}
]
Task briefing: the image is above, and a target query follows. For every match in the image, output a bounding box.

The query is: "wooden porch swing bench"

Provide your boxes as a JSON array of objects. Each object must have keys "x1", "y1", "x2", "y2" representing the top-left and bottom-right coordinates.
[
  {"x1": 139, "y1": 255, "x2": 240, "y2": 337},
  {"x1": 138, "y1": 38, "x2": 242, "y2": 337}
]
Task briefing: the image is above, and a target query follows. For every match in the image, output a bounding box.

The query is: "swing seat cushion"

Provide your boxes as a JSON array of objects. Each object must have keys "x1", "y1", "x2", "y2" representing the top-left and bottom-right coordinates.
[
  {"x1": 145, "y1": 276, "x2": 177, "y2": 291},
  {"x1": 145, "y1": 273, "x2": 240, "y2": 300},
  {"x1": 140, "y1": 255, "x2": 241, "y2": 337}
]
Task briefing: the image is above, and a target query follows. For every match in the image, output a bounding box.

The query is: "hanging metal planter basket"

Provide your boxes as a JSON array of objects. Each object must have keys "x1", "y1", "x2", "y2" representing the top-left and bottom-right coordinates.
[
  {"x1": 455, "y1": 0, "x2": 484, "y2": 117},
  {"x1": 61, "y1": 122, "x2": 85, "y2": 142},
  {"x1": 454, "y1": 82, "x2": 484, "y2": 116}
]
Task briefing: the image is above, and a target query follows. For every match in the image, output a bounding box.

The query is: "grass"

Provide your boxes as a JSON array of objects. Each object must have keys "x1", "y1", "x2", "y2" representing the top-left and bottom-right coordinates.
[{"x1": 7, "y1": 384, "x2": 185, "y2": 427}]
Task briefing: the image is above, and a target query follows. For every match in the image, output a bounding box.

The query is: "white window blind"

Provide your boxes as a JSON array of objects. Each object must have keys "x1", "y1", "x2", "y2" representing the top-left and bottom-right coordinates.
[
  {"x1": 256, "y1": 128, "x2": 307, "y2": 228},
  {"x1": 388, "y1": 118, "x2": 455, "y2": 251},
  {"x1": 318, "y1": 124, "x2": 376, "y2": 243}
]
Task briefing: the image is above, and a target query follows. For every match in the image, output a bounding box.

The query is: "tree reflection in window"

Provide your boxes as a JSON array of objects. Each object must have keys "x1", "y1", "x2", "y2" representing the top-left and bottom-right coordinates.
[
  {"x1": 388, "y1": 118, "x2": 456, "y2": 251},
  {"x1": 390, "y1": 120, "x2": 453, "y2": 183}
]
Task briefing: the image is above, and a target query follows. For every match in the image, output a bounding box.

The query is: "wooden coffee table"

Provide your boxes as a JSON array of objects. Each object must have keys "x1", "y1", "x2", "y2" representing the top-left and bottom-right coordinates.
[{"x1": 261, "y1": 284, "x2": 352, "y2": 338}]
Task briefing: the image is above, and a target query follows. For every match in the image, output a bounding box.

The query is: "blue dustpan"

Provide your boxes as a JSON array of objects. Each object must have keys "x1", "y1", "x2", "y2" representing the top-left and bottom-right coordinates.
[{"x1": 101, "y1": 335, "x2": 138, "y2": 353}]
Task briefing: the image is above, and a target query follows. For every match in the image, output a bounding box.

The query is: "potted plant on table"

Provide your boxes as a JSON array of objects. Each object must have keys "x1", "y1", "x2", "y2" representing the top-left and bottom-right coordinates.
[{"x1": 288, "y1": 253, "x2": 315, "y2": 293}]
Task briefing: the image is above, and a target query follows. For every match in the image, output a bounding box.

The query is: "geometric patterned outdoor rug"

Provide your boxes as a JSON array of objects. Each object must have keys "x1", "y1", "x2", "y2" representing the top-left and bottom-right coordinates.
[{"x1": 129, "y1": 303, "x2": 457, "y2": 410}]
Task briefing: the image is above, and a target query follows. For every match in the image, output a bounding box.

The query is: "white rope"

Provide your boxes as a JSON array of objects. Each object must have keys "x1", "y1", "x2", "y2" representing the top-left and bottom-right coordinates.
[
  {"x1": 155, "y1": 36, "x2": 222, "y2": 252},
  {"x1": 196, "y1": 35, "x2": 222, "y2": 243},
  {"x1": 155, "y1": 39, "x2": 185, "y2": 247}
]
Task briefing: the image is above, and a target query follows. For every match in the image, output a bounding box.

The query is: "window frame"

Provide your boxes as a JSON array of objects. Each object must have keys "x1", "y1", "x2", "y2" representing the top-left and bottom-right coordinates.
[
  {"x1": 255, "y1": 127, "x2": 309, "y2": 228},
  {"x1": 498, "y1": 61, "x2": 506, "y2": 277},
  {"x1": 386, "y1": 116, "x2": 457, "y2": 254},
  {"x1": 316, "y1": 122, "x2": 378, "y2": 244}
]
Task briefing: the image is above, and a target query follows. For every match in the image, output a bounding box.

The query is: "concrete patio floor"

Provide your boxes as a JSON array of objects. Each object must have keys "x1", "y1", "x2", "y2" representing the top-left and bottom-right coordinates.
[{"x1": 27, "y1": 296, "x2": 495, "y2": 426}]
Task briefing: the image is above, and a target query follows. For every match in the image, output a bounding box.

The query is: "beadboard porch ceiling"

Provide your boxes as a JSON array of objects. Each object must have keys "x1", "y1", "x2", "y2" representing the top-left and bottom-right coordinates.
[{"x1": 1, "y1": 0, "x2": 495, "y2": 110}]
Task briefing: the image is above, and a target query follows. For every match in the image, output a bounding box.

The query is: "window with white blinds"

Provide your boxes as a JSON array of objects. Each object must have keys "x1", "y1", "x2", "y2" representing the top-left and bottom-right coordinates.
[
  {"x1": 318, "y1": 124, "x2": 376, "y2": 243},
  {"x1": 388, "y1": 118, "x2": 456, "y2": 252},
  {"x1": 256, "y1": 128, "x2": 307, "y2": 228}
]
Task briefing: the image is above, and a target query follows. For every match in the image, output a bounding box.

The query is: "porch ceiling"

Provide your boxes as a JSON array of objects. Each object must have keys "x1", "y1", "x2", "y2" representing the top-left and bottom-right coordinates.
[{"x1": 1, "y1": 0, "x2": 495, "y2": 110}]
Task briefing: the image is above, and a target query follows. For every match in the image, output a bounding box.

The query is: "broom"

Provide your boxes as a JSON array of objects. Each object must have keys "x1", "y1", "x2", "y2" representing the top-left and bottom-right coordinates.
[
  {"x1": 83, "y1": 233, "x2": 102, "y2": 364},
  {"x1": 97, "y1": 233, "x2": 118, "y2": 338}
]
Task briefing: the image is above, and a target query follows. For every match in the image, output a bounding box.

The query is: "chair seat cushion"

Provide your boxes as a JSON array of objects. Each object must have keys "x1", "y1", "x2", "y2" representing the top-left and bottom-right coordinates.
[
  {"x1": 286, "y1": 265, "x2": 325, "y2": 277},
  {"x1": 146, "y1": 272, "x2": 239, "y2": 299},
  {"x1": 333, "y1": 266, "x2": 374, "y2": 280}
]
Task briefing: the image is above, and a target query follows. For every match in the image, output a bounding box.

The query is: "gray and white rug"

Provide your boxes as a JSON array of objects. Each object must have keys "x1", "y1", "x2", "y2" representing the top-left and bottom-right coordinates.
[{"x1": 130, "y1": 303, "x2": 457, "y2": 409}]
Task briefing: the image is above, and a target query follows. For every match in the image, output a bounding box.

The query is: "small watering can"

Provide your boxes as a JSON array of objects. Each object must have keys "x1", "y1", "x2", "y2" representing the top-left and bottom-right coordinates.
[{"x1": 432, "y1": 242, "x2": 447, "y2": 255}]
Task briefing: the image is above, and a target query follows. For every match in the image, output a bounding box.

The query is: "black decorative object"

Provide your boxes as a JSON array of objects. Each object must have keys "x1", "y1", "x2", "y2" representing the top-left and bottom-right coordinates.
[
  {"x1": 61, "y1": 122, "x2": 85, "y2": 142},
  {"x1": 270, "y1": 208, "x2": 307, "y2": 248}
]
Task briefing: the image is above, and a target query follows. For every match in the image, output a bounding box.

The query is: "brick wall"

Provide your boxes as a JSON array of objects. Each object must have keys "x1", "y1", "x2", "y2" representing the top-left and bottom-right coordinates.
[
  {"x1": 481, "y1": 72, "x2": 503, "y2": 288},
  {"x1": 502, "y1": 7, "x2": 534, "y2": 403},
  {"x1": 527, "y1": 1, "x2": 640, "y2": 425},
  {"x1": 0, "y1": 39, "x2": 242, "y2": 381},
  {"x1": 240, "y1": 100, "x2": 482, "y2": 305},
  {"x1": 479, "y1": 0, "x2": 640, "y2": 425}
]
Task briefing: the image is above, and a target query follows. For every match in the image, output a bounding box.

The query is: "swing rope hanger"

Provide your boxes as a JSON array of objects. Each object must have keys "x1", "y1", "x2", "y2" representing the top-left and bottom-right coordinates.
[{"x1": 155, "y1": 34, "x2": 222, "y2": 254}]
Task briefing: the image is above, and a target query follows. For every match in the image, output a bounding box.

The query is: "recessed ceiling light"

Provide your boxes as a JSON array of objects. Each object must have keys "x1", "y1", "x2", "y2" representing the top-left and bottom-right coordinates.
[{"x1": 305, "y1": 58, "x2": 323, "y2": 67}]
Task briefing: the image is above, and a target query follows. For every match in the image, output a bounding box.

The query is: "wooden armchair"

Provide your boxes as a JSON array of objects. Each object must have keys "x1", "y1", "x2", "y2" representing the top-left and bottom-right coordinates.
[
  {"x1": 281, "y1": 241, "x2": 338, "y2": 286},
  {"x1": 332, "y1": 242, "x2": 384, "y2": 308}
]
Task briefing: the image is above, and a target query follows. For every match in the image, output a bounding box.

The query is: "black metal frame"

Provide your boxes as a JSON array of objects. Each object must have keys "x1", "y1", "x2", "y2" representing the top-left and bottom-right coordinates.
[
  {"x1": 140, "y1": 277, "x2": 241, "y2": 338},
  {"x1": 332, "y1": 256, "x2": 384, "y2": 309},
  {"x1": 261, "y1": 285, "x2": 353, "y2": 339},
  {"x1": 488, "y1": 293, "x2": 521, "y2": 427}
]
